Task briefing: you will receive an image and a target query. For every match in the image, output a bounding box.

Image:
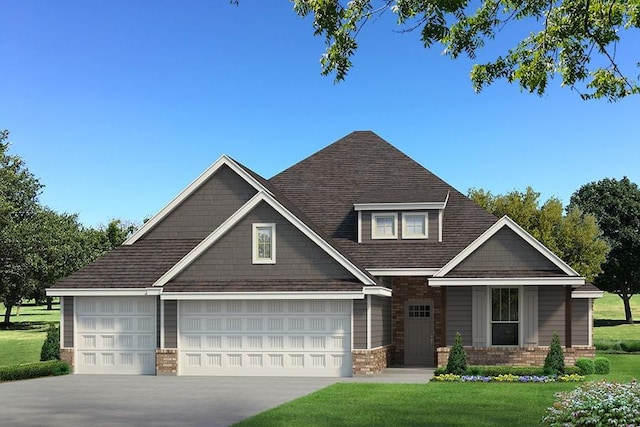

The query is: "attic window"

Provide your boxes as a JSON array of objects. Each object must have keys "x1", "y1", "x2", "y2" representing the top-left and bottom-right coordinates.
[
  {"x1": 372, "y1": 213, "x2": 398, "y2": 239},
  {"x1": 402, "y1": 213, "x2": 427, "y2": 239},
  {"x1": 252, "y1": 223, "x2": 276, "y2": 264}
]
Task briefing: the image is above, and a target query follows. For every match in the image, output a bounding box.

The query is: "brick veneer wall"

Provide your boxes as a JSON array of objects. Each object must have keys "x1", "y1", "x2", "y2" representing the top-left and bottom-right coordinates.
[
  {"x1": 156, "y1": 349, "x2": 178, "y2": 375},
  {"x1": 352, "y1": 345, "x2": 393, "y2": 375},
  {"x1": 436, "y1": 346, "x2": 596, "y2": 367},
  {"x1": 60, "y1": 348, "x2": 74, "y2": 371},
  {"x1": 391, "y1": 277, "x2": 443, "y2": 365}
]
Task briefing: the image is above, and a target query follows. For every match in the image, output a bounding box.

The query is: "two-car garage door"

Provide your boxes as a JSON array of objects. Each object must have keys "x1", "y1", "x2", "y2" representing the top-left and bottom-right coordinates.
[{"x1": 178, "y1": 299, "x2": 352, "y2": 377}]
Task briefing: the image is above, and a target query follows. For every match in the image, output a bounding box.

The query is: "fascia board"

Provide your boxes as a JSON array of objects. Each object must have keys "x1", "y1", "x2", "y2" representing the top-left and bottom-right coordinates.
[
  {"x1": 46, "y1": 288, "x2": 162, "y2": 296},
  {"x1": 429, "y1": 277, "x2": 586, "y2": 287},
  {"x1": 160, "y1": 291, "x2": 365, "y2": 300},
  {"x1": 367, "y1": 268, "x2": 439, "y2": 276},
  {"x1": 434, "y1": 216, "x2": 580, "y2": 278},
  {"x1": 124, "y1": 155, "x2": 267, "y2": 245},
  {"x1": 354, "y1": 202, "x2": 446, "y2": 211}
]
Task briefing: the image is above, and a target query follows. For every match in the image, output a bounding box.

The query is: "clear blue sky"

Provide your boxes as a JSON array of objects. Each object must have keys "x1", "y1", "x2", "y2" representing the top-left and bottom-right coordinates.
[{"x1": 2, "y1": 1, "x2": 638, "y2": 227}]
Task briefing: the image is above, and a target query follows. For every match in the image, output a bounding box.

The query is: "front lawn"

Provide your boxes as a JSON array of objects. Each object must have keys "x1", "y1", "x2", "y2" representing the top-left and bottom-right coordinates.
[
  {"x1": 234, "y1": 354, "x2": 639, "y2": 427},
  {"x1": 593, "y1": 292, "x2": 640, "y2": 341},
  {"x1": 0, "y1": 303, "x2": 60, "y2": 367}
]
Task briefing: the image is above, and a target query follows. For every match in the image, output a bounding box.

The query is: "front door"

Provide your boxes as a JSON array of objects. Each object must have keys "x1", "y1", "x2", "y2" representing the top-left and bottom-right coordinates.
[{"x1": 404, "y1": 300, "x2": 434, "y2": 366}]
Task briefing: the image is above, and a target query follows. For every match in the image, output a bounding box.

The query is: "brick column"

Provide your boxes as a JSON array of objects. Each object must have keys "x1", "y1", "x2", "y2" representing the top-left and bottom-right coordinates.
[{"x1": 156, "y1": 349, "x2": 178, "y2": 375}]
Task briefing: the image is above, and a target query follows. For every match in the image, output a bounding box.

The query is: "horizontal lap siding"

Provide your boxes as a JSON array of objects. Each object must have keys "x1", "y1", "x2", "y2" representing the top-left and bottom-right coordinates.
[
  {"x1": 175, "y1": 202, "x2": 355, "y2": 281},
  {"x1": 353, "y1": 299, "x2": 367, "y2": 349},
  {"x1": 446, "y1": 287, "x2": 472, "y2": 346},
  {"x1": 63, "y1": 296, "x2": 74, "y2": 347},
  {"x1": 164, "y1": 300, "x2": 178, "y2": 349},
  {"x1": 144, "y1": 165, "x2": 257, "y2": 240},
  {"x1": 538, "y1": 286, "x2": 566, "y2": 346},
  {"x1": 572, "y1": 299, "x2": 590, "y2": 346},
  {"x1": 371, "y1": 296, "x2": 392, "y2": 347}
]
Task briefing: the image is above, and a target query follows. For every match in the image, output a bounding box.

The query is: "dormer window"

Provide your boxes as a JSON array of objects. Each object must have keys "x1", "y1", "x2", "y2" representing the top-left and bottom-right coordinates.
[
  {"x1": 372, "y1": 213, "x2": 398, "y2": 239},
  {"x1": 402, "y1": 213, "x2": 428, "y2": 239},
  {"x1": 253, "y1": 223, "x2": 276, "y2": 264}
]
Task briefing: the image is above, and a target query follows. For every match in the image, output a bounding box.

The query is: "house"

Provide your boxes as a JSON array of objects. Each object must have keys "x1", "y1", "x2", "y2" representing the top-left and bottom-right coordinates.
[{"x1": 47, "y1": 131, "x2": 602, "y2": 376}]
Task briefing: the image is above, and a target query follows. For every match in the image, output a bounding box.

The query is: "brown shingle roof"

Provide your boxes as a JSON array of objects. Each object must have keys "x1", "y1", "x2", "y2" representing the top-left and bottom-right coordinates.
[
  {"x1": 51, "y1": 239, "x2": 200, "y2": 288},
  {"x1": 164, "y1": 279, "x2": 364, "y2": 293},
  {"x1": 269, "y1": 131, "x2": 498, "y2": 269}
]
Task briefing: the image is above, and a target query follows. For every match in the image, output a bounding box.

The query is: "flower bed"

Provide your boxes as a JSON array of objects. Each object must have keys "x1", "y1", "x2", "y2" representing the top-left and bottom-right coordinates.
[{"x1": 432, "y1": 373, "x2": 584, "y2": 383}]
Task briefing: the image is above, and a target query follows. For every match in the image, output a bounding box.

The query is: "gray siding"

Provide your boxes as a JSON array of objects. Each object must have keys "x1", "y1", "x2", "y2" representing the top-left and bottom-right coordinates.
[
  {"x1": 63, "y1": 296, "x2": 74, "y2": 347},
  {"x1": 451, "y1": 227, "x2": 563, "y2": 274},
  {"x1": 156, "y1": 296, "x2": 161, "y2": 347},
  {"x1": 353, "y1": 299, "x2": 367, "y2": 349},
  {"x1": 144, "y1": 165, "x2": 257, "y2": 240},
  {"x1": 164, "y1": 300, "x2": 178, "y2": 349},
  {"x1": 572, "y1": 299, "x2": 590, "y2": 346},
  {"x1": 446, "y1": 287, "x2": 472, "y2": 346},
  {"x1": 360, "y1": 210, "x2": 439, "y2": 243},
  {"x1": 175, "y1": 202, "x2": 355, "y2": 281},
  {"x1": 538, "y1": 286, "x2": 566, "y2": 346},
  {"x1": 371, "y1": 296, "x2": 392, "y2": 347}
]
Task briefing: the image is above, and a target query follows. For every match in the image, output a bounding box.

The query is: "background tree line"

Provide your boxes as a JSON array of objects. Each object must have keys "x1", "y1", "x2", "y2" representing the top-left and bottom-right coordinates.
[{"x1": 0, "y1": 130, "x2": 137, "y2": 325}]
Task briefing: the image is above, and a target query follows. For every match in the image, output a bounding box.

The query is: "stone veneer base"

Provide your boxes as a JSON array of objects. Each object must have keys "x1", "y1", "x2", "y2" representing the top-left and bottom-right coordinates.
[
  {"x1": 156, "y1": 349, "x2": 178, "y2": 375},
  {"x1": 352, "y1": 345, "x2": 394, "y2": 375},
  {"x1": 60, "y1": 348, "x2": 74, "y2": 372},
  {"x1": 436, "y1": 346, "x2": 596, "y2": 367}
]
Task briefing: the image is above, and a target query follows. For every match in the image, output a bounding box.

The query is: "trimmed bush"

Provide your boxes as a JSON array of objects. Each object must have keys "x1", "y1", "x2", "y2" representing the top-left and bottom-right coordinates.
[
  {"x1": 544, "y1": 332, "x2": 565, "y2": 375},
  {"x1": 476, "y1": 366, "x2": 546, "y2": 377},
  {"x1": 543, "y1": 381, "x2": 640, "y2": 426},
  {"x1": 620, "y1": 341, "x2": 640, "y2": 353},
  {"x1": 0, "y1": 361, "x2": 70, "y2": 382},
  {"x1": 40, "y1": 323, "x2": 60, "y2": 361},
  {"x1": 574, "y1": 358, "x2": 595, "y2": 375},
  {"x1": 594, "y1": 357, "x2": 611, "y2": 374},
  {"x1": 595, "y1": 339, "x2": 640, "y2": 353},
  {"x1": 446, "y1": 332, "x2": 467, "y2": 375}
]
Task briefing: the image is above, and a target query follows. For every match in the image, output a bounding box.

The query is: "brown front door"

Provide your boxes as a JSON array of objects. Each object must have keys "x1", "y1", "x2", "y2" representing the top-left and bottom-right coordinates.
[{"x1": 404, "y1": 300, "x2": 434, "y2": 366}]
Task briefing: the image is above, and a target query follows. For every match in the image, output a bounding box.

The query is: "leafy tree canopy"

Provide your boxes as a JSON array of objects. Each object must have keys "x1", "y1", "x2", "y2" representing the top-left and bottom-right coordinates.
[
  {"x1": 469, "y1": 186, "x2": 608, "y2": 282},
  {"x1": 570, "y1": 177, "x2": 640, "y2": 323},
  {"x1": 287, "y1": 0, "x2": 640, "y2": 101}
]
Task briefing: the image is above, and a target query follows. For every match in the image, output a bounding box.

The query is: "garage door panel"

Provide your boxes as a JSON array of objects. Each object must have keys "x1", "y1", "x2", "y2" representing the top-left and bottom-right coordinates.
[
  {"x1": 75, "y1": 297, "x2": 156, "y2": 375},
  {"x1": 179, "y1": 299, "x2": 352, "y2": 377}
]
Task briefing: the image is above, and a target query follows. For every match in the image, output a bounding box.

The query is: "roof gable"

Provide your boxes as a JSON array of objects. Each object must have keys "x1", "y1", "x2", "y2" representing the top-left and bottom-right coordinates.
[{"x1": 434, "y1": 216, "x2": 580, "y2": 278}]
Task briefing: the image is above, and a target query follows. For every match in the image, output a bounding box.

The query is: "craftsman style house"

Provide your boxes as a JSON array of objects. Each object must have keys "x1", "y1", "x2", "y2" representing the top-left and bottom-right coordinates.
[{"x1": 48, "y1": 131, "x2": 601, "y2": 376}]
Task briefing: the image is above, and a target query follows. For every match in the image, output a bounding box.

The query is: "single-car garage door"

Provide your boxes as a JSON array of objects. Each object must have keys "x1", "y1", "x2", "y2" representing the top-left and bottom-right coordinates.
[
  {"x1": 75, "y1": 296, "x2": 157, "y2": 375},
  {"x1": 178, "y1": 299, "x2": 352, "y2": 377}
]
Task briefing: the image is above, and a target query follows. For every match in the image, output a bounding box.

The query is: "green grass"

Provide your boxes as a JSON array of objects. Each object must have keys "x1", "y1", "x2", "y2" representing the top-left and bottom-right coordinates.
[
  {"x1": 0, "y1": 302, "x2": 60, "y2": 367},
  {"x1": 234, "y1": 353, "x2": 639, "y2": 427},
  {"x1": 593, "y1": 292, "x2": 640, "y2": 341}
]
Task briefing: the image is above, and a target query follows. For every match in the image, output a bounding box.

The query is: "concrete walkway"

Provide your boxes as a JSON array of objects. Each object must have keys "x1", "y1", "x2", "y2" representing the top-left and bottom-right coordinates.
[{"x1": 0, "y1": 368, "x2": 434, "y2": 427}]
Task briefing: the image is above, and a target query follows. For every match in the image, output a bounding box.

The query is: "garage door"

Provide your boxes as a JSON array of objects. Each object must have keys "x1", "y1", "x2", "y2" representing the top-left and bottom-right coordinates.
[
  {"x1": 179, "y1": 299, "x2": 352, "y2": 377},
  {"x1": 75, "y1": 296, "x2": 157, "y2": 375}
]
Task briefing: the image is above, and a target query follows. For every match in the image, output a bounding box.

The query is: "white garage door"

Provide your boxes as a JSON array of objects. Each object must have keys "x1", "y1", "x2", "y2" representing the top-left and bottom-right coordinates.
[
  {"x1": 75, "y1": 296, "x2": 157, "y2": 375},
  {"x1": 179, "y1": 299, "x2": 352, "y2": 377}
]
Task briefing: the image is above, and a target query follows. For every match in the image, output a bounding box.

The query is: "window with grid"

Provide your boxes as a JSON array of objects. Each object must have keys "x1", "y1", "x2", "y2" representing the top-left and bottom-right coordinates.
[
  {"x1": 252, "y1": 223, "x2": 276, "y2": 264},
  {"x1": 491, "y1": 288, "x2": 519, "y2": 345},
  {"x1": 402, "y1": 213, "x2": 427, "y2": 239},
  {"x1": 408, "y1": 305, "x2": 430, "y2": 318},
  {"x1": 372, "y1": 213, "x2": 397, "y2": 239}
]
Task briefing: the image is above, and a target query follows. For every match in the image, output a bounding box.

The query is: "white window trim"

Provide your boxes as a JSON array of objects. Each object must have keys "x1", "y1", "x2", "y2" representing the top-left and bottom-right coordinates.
[
  {"x1": 252, "y1": 223, "x2": 276, "y2": 264},
  {"x1": 401, "y1": 212, "x2": 428, "y2": 239},
  {"x1": 486, "y1": 286, "x2": 522, "y2": 347},
  {"x1": 371, "y1": 213, "x2": 398, "y2": 240}
]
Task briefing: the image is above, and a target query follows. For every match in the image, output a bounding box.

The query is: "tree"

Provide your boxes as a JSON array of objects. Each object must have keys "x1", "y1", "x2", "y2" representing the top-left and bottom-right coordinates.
[
  {"x1": 469, "y1": 186, "x2": 608, "y2": 282},
  {"x1": 287, "y1": 0, "x2": 640, "y2": 101},
  {"x1": 446, "y1": 332, "x2": 468, "y2": 375},
  {"x1": 570, "y1": 177, "x2": 640, "y2": 324},
  {"x1": 544, "y1": 332, "x2": 565, "y2": 375}
]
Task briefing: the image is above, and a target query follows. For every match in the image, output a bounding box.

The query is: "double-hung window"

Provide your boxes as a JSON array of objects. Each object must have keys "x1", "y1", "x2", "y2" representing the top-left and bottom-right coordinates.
[
  {"x1": 371, "y1": 213, "x2": 398, "y2": 239},
  {"x1": 252, "y1": 223, "x2": 276, "y2": 264},
  {"x1": 491, "y1": 288, "x2": 519, "y2": 345}
]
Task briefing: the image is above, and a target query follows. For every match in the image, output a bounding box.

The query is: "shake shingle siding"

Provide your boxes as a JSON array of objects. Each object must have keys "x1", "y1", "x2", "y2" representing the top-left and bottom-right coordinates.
[
  {"x1": 539, "y1": 286, "x2": 566, "y2": 346},
  {"x1": 144, "y1": 165, "x2": 257, "y2": 240},
  {"x1": 445, "y1": 287, "x2": 472, "y2": 346},
  {"x1": 174, "y1": 202, "x2": 357, "y2": 282}
]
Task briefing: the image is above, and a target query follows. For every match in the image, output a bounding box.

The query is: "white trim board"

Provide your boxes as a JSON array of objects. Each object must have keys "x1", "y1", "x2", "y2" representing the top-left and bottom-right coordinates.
[
  {"x1": 434, "y1": 216, "x2": 581, "y2": 278},
  {"x1": 367, "y1": 268, "x2": 439, "y2": 276},
  {"x1": 571, "y1": 290, "x2": 604, "y2": 298},
  {"x1": 160, "y1": 291, "x2": 366, "y2": 300},
  {"x1": 152, "y1": 190, "x2": 376, "y2": 287},
  {"x1": 124, "y1": 155, "x2": 268, "y2": 245},
  {"x1": 429, "y1": 277, "x2": 585, "y2": 287},
  {"x1": 46, "y1": 288, "x2": 162, "y2": 297},
  {"x1": 354, "y1": 201, "x2": 446, "y2": 211}
]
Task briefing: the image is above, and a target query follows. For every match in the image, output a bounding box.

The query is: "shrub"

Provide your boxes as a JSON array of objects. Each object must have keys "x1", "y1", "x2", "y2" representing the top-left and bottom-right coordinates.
[
  {"x1": 620, "y1": 341, "x2": 640, "y2": 353},
  {"x1": 434, "y1": 367, "x2": 447, "y2": 376},
  {"x1": 574, "y1": 358, "x2": 595, "y2": 375},
  {"x1": 544, "y1": 332, "x2": 565, "y2": 375},
  {"x1": 446, "y1": 332, "x2": 467, "y2": 375},
  {"x1": 477, "y1": 366, "x2": 546, "y2": 377},
  {"x1": 0, "y1": 361, "x2": 70, "y2": 382},
  {"x1": 594, "y1": 357, "x2": 611, "y2": 374},
  {"x1": 542, "y1": 381, "x2": 640, "y2": 426},
  {"x1": 40, "y1": 323, "x2": 60, "y2": 361}
]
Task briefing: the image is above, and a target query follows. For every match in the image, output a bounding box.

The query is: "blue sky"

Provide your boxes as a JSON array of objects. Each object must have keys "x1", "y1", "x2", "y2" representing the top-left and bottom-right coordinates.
[{"x1": 2, "y1": 1, "x2": 638, "y2": 227}]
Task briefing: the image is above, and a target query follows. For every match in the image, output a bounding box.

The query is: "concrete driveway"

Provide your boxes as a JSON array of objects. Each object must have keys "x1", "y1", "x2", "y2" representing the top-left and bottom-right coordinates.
[{"x1": 0, "y1": 375, "x2": 341, "y2": 427}]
